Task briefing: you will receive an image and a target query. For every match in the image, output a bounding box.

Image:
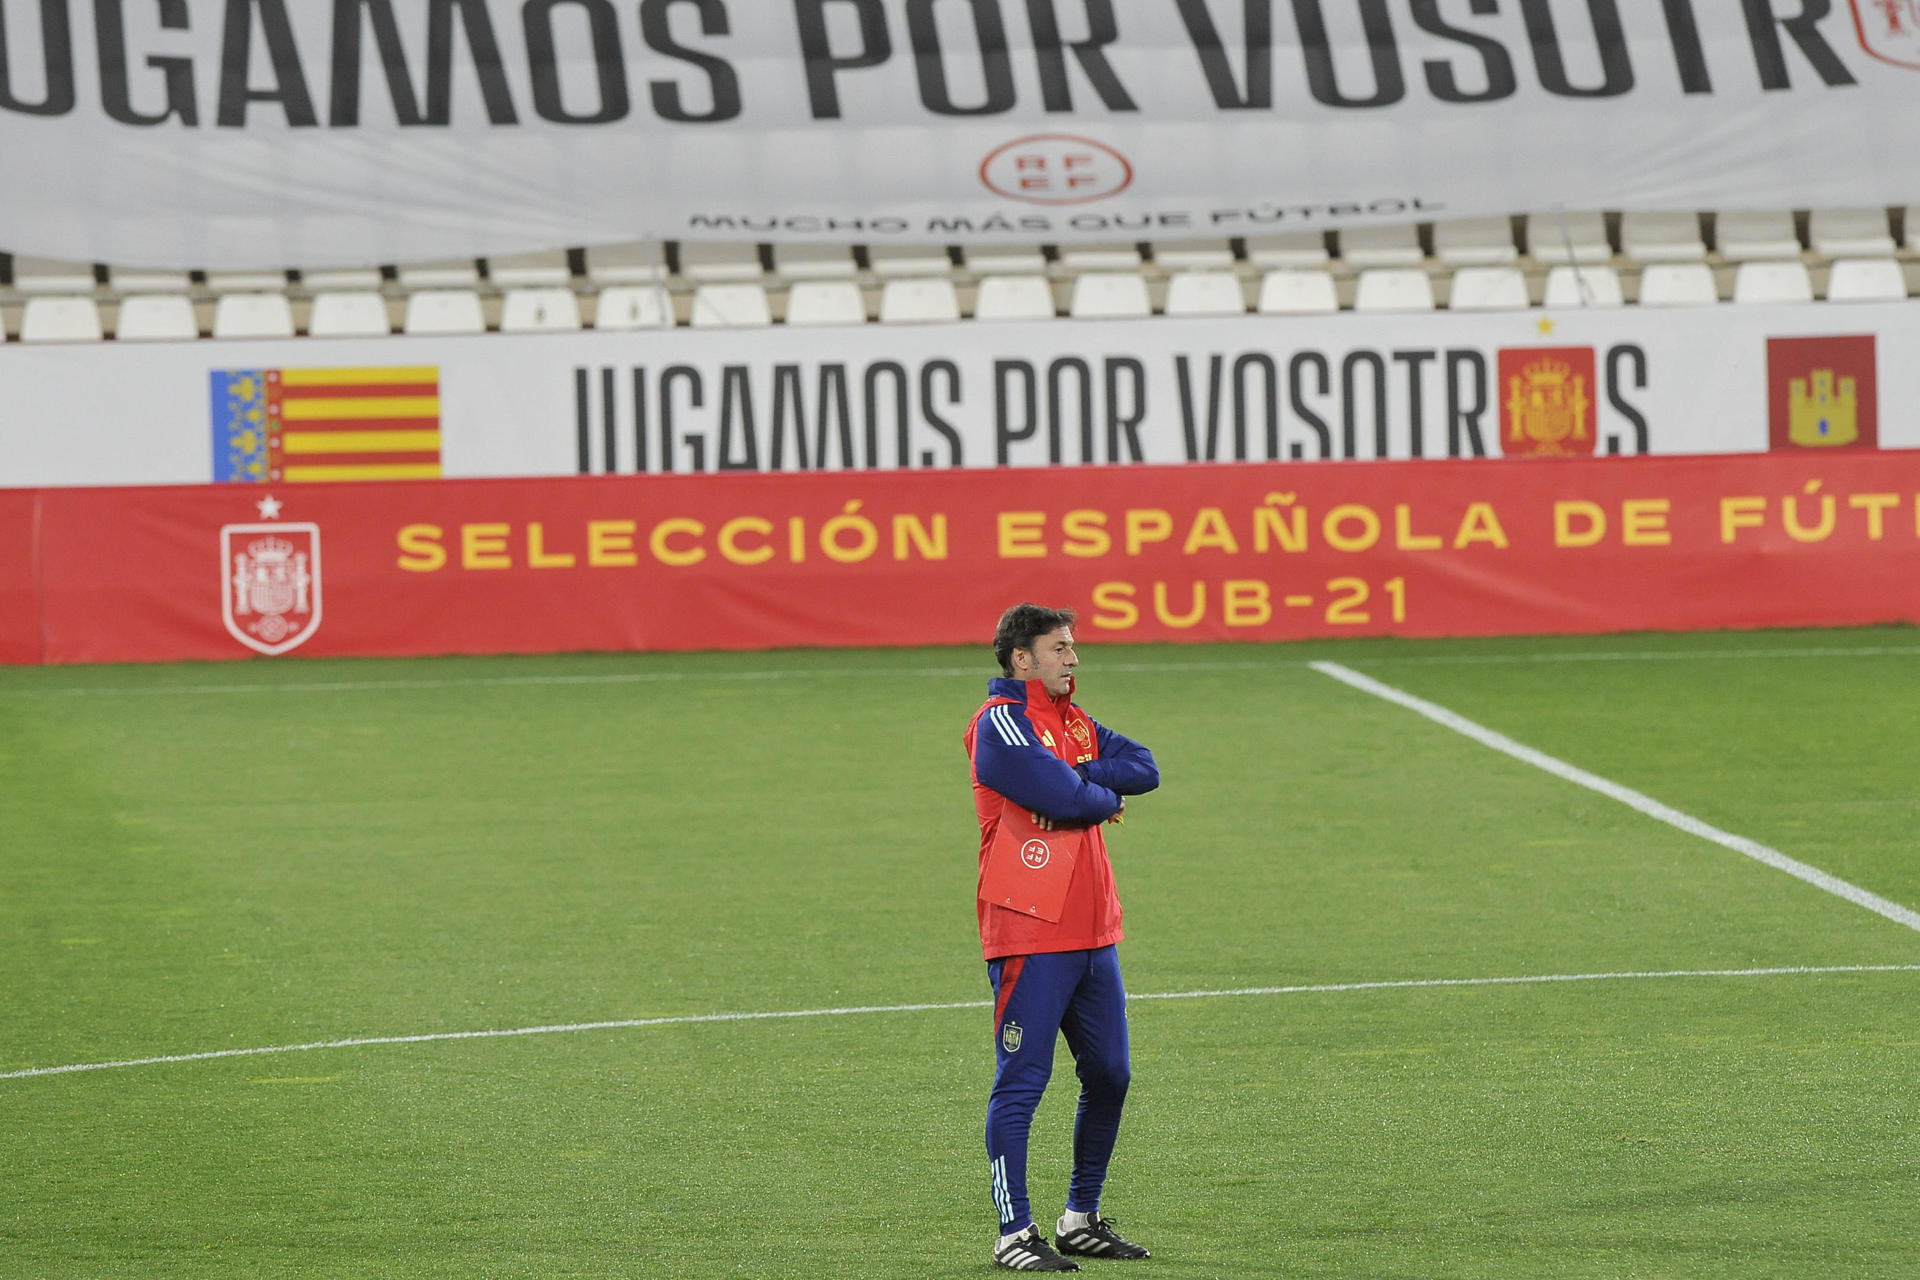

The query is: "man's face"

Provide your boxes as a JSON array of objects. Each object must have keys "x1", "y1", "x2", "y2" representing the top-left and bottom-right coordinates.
[{"x1": 1016, "y1": 627, "x2": 1078, "y2": 697}]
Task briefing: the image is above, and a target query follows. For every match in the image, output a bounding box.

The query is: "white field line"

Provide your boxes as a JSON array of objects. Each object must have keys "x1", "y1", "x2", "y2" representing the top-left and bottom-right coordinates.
[
  {"x1": 5, "y1": 964, "x2": 1919, "y2": 1083},
  {"x1": 1310, "y1": 661, "x2": 1920, "y2": 936},
  {"x1": 2, "y1": 644, "x2": 1917, "y2": 699}
]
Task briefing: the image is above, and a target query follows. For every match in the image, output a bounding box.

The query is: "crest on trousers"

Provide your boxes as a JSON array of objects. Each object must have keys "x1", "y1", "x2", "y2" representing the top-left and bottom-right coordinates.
[
  {"x1": 1002, "y1": 1020, "x2": 1024, "y2": 1053},
  {"x1": 1851, "y1": 0, "x2": 1920, "y2": 69},
  {"x1": 222, "y1": 522, "x2": 322, "y2": 655}
]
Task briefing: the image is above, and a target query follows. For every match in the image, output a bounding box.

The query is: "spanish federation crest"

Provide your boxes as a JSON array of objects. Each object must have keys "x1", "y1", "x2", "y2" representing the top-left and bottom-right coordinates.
[
  {"x1": 222, "y1": 522, "x2": 322, "y2": 655},
  {"x1": 1001, "y1": 1020, "x2": 1024, "y2": 1053},
  {"x1": 1851, "y1": 0, "x2": 1920, "y2": 69}
]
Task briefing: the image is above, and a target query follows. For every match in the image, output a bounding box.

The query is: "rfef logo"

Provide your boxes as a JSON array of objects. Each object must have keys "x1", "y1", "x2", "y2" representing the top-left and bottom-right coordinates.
[
  {"x1": 1497, "y1": 347, "x2": 1598, "y2": 457},
  {"x1": 1020, "y1": 838, "x2": 1051, "y2": 869},
  {"x1": 1850, "y1": 0, "x2": 1920, "y2": 69},
  {"x1": 1767, "y1": 335, "x2": 1877, "y2": 450},
  {"x1": 980, "y1": 134, "x2": 1132, "y2": 204},
  {"x1": 222, "y1": 521, "x2": 322, "y2": 655}
]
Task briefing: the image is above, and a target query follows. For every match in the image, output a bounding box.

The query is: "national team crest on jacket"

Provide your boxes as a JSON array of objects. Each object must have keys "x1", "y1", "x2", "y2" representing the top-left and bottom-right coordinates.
[{"x1": 222, "y1": 522, "x2": 322, "y2": 655}]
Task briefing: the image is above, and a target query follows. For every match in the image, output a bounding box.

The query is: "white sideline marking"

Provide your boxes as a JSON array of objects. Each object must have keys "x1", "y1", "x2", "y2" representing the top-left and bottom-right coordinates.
[
  {"x1": 5, "y1": 964, "x2": 1918, "y2": 1083},
  {"x1": 1310, "y1": 660, "x2": 1920, "y2": 935},
  {"x1": 1, "y1": 643, "x2": 1915, "y2": 699}
]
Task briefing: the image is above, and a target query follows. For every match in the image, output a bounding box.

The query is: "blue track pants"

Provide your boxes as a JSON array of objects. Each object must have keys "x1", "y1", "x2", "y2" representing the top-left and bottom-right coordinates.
[{"x1": 984, "y1": 946, "x2": 1131, "y2": 1234}]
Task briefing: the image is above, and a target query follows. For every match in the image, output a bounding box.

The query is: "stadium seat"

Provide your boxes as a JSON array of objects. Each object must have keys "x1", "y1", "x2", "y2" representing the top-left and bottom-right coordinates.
[
  {"x1": 1542, "y1": 264, "x2": 1624, "y2": 308},
  {"x1": 1068, "y1": 272, "x2": 1152, "y2": 318},
  {"x1": 306, "y1": 291, "x2": 392, "y2": 337},
  {"x1": 212, "y1": 293, "x2": 296, "y2": 338},
  {"x1": 11, "y1": 255, "x2": 95, "y2": 294},
  {"x1": 868, "y1": 244, "x2": 953, "y2": 277},
  {"x1": 114, "y1": 294, "x2": 199, "y2": 341},
  {"x1": 398, "y1": 259, "x2": 480, "y2": 290},
  {"x1": 499, "y1": 287, "x2": 582, "y2": 332},
  {"x1": 1636, "y1": 262, "x2": 1719, "y2": 306},
  {"x1": 1715, "y1": 210, "x2": 1801, "y2": 261},
  {"x1": 689, "y1": 282, "x2": 772, "y2": 327},
  {"x1": 1434, "y1": 217, "x2": 1518, "y2": 266},
  {"x1": 972, "y1": 275, "x2": 1056, "y2": 321},
  {"x1": 773, "y1": 243, "x2": 857, "y2": 279},
  {"x1": 1809, "y1": 208, "x2": 1896, "y2": 259},
  {"x1": 488, "y1": 251, "x2": 571, "y2": 288},
  {"x1": 1525, "y1": 211, "x2": 1610, "y2": 264},
  {"x1": 1731, "y1": 261, "x2": 1814, "y2": 304},
  {"x1": 19, "y1": 295, "x2": 104, "y2": 342},
  {"x1": 206, "y1": 268, "x2": 289, "y2": 294},
  {"x1": 1621, "y1": 211, "x2": 1706, "y2": 262},
  {"x1": 1245, "y1": 231, "x2": 1331, "y2": 269},
  {"x1": 1162, "y1": 271, "x2": 1246, "y2": 316},
  {"x1": 107, "y1": 266, "x2": 191, "y2": 293},
  {"x1": 1338, "y1": 224, "x2": 1424, "y2": 268},
  {"x1": 878, "y1": 278, "x2": 960, "y2": 323},
  {"x1": 677, "y1": 242, "x2": 762, "y2": 282},
  {"x1": 783, "y1": 280, "x2": 868, "y2": 326},
  {"x1": 586, "y1": 242, "x2": 668, "y2": 286},
  {"x1": 1060, "y1": 242, "x2": 1144, "y2": 271},
  {"x1": 961, "y1": 245, "x2": 1048, "y2": 274},
  {"x1": 402, "y1": 289, "x2": 486, "y2": 334},
  {"x1": 592, "y1": 285, "x2": 675, "y2": 329},
  {"x1": 1152, "y1": 239, "x2": 1236, "y2": 270},
  {"x1": 299, "y1": 266, "x2": 385, "y2": 292},
  {"x1": 1447, "y1": 266, "x2": 1531, "y2": 311},
  {"x1": 1255, "y1": 270, "x2": 1338, "y2": 314},
  {"x1": 1353, "y1": 268, "x2": 1435, "y2": 311},
  {"x1": 1824, "y1": 258, "x2": 1907, "y2": 302}
]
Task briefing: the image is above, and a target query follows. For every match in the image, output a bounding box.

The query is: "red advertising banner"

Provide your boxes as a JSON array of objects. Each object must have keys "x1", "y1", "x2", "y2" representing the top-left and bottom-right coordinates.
[{"x1": 5, "y1": 453, "x2": 1919, "y2": 666}]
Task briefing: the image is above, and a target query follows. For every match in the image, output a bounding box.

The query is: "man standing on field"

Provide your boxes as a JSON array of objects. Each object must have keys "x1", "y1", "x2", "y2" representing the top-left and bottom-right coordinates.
[{"x1": 963, "y1": 603, "x2": 1160, "y2": 1272}]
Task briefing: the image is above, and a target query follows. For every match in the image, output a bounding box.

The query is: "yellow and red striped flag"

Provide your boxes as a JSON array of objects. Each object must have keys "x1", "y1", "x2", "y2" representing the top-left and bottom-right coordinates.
[{"x1": 213, "y1": 367, "x2": 441, "y2": 483}]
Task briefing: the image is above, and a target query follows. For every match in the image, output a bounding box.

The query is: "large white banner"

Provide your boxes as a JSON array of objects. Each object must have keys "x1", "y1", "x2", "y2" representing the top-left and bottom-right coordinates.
[
  {"x1": 1, "y1": 1, "x2": 1918, "y2": 268},
  {"x1": 1, "y1": 303, "x2": 1912, "y2": 488}
]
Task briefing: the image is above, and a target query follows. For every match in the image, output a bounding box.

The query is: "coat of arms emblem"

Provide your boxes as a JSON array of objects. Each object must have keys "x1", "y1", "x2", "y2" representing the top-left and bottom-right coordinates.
[
  {"x1": 222, "y1": 522, "x2": 322, "y2": 655},
  {"x1": 1852, "y1": 0, "x2": 1920, "y2": 69},
  {"x1": 1497, "y1": 346, "x2": 1598, "y2": 457},
  {"x1": 1001, "y1": 1020, "x2": 1024, "y2": 1053}
]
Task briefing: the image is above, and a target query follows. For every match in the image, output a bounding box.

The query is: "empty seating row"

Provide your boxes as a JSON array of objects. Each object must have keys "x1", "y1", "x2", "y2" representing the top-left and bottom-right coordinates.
[{"x1": 8, "y1": 258, "x2": 1909, "y2": 342}]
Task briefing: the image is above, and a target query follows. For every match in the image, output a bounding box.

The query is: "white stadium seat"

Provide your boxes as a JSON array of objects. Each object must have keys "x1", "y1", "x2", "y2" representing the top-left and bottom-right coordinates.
[
  {"x1": 205, "y1": 268, "x2": 288, "y2": 294},
  {"x1": 689, "y1": 282, "x2": 772, "y2": 327},
  {"x1": 868, "y1": 244, "x2": 953, "y2": 277},
  {"x1": 961, "y1": 245, "x2": 1048, "y2": 274},
  {"x1": 1068, "y1": 272, "x2": 1152, "y2": 318},
  {"x1": 1809, "y1": 208, "x2": 1895, "y2": 259},
  {"x1": 592, "y1": 285, "x2": 675, "y2": 330},
  {"x1": 677, "y1": 242, "x2": 762, "y2": 282},
  {"x1": 878, "y1": 277, "x2": 960, "y2": 324},
  {"x1": 1622, "y1": 211, "x2": 1706, "y2": 262},
  {"x1": 487, "y1": 251, "x2": 571, "y2": 288},
  {"x1": 1434, "y1": 217, "x2": 1518, "y2": 266},
  {"x1": 586, "y1": 242, "x2": 668, "y2": 286},
  {"x1": 12, "y1": 255, "x2": 95, "y2": 294},
  {"x1": 1162, "y1": 271, "x2": 1247, "y2": 316},
  {"x1": 306, "y1": 291, "x2": 392, "y2": 337},
  {"x1": 1716, "y1": 210, "x2": 1801, "y2": 261},
  {"x1": 1059, "y1": 243, "x2": 1143, "y2": 272},
  {"x1": 1256, "y1": 270, "x2": 1338, "y2": 314},
  {"x1": 1525, "y1": 211, "x2": 1610, "y2": 264},
  {"x1": 1152, "y1": 239, "x2": 1236, "y2": 270},
  {"x1": 1732, "y1": 261, "x2": 1814, "y2": 304},
  {"x1": 1447, "y1": 266, "x2": 1531, "y2": 311},
  {"x1": 972, "y1": 275, "x2": 1056, "y2": 321},
  {"x1": 299, "y1": 266, "x2": 385, "y2": 292},
  {"x1": 398, "y1": 259, "x2": 481, "y2": 289},
  {"x1": 784, "y1": 281, "x2": 867, "y2": 326},
  {"x1": 499, "y1": 287, "x2": 582, "y2": 332},
  {"x1": 1353, "y1": 268, "x2": 1435, "y2": 312},
  {"x1": 773, "y1": 243, "x2": 857, "y2": 280},
  {"x1": 1636, "y1": 262, "x2": 1719, "y2": 306},
  {"x1": 1338, "y1": 224, "x2": 1424, "y2": 268},
  {"x1": 1542, "y1": 264, "x2": 1624, "y2": 308},
  {"x1": 402, "y1": 289, "x2": 486, "y2": 334},
  {"x1": 20, "y1": 295, "x2": 104, "y2": 342},
  {"x1": 1825, "y1": 258, "x2": 1907, "y2": 302},
  {"x1": 108, "y1": 266, "x2": 192, "y2": 293},
  {"x1": 1245, "y1": 232, "x2": 1330, "y2": 269},
  {"x1": 212, "y1": 292, "x2": 296, "y2": 338},
  {"x1": 114, "y1": 294, "x2": 199, "y2": 341}
]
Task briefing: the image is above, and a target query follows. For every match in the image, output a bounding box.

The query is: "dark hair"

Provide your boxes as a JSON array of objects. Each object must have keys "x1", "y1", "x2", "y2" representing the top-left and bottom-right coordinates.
[{"x1": 993, "y1": 603, "x2": 1077, "y2": 676}]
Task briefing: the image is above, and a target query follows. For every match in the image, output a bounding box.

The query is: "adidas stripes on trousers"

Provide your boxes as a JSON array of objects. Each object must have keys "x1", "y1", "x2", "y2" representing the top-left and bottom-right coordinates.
[{"x1": 985, "y1": 945, "x2": 1131, "y2": 1234}]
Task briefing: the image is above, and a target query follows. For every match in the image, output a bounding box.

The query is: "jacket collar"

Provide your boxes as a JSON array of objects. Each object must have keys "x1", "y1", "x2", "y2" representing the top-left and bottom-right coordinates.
[{"x1": 987, "y1": 675, "x2": 1076, "y2": 712}]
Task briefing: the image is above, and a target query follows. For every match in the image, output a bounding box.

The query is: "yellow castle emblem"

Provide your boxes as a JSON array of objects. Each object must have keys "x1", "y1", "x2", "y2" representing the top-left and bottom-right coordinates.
[
  {"x1": 1506, "y1": 357, "x2": 1591, "y2": 454},
  {"x1": 1787, "y1": 368, "x2": 1858, "y2": 447}
]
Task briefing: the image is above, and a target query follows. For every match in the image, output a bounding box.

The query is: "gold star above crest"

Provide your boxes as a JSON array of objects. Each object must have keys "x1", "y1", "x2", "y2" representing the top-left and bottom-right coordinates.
[{"x1": 1537, "y1": 317, "x2": 1556, "y2": 336}]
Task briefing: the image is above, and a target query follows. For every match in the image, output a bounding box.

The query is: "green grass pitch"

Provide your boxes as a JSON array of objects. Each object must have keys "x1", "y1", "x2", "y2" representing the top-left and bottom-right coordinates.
[{"x1": 3, "y1": 627, "x2": 1919, "y2": 1278}]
